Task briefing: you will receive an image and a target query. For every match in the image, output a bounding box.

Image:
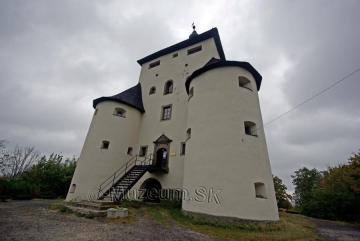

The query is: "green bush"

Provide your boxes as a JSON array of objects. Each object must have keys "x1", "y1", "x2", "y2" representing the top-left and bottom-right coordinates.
[{"x1": 0, "y1": 154, "x2": 76, "y2": 200}]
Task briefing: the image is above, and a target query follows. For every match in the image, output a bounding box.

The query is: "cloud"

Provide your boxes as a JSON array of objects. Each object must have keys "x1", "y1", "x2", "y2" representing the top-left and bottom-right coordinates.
[{"x1": 0, "y1": 0, "x2": 359, "y2": 190}]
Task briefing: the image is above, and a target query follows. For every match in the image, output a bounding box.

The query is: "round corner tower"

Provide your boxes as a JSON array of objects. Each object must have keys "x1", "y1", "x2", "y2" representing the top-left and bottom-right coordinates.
[{"x1": 182, "y1": 60, "x2": 279, "y2": 221}]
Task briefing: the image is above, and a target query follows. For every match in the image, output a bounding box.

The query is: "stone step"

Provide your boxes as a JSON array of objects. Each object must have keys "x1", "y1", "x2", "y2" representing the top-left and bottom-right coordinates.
[
  {"x1": 65, "y1": 205, "x2": 108, "y2": 217},
  {"x1": 69, "y1": 200, "x2": 116, "y2": 210}
]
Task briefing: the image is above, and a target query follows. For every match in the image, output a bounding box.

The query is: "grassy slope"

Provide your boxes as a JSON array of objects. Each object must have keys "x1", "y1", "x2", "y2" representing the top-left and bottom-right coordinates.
[{"x1": 122, "y1": 201, "x2": 324, "y2": 241}]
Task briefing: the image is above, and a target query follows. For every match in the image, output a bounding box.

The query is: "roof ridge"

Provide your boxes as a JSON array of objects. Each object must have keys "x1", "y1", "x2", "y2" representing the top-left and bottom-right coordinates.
[{"x1": 137, "y1": 28, "x2": 225, "y2": 65}]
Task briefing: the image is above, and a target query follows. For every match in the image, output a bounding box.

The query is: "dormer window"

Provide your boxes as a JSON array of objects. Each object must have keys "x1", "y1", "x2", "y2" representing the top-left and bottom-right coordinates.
[
  {"x1": 187, "y1": 45, "x2": 202, "y2": 55},
  {"x1": 164, "y1": 80, "x2": 173, "y2": 95},
  {"x1": 149, "y1": 60, "x2": 160, "y2": 69},
  {"x1": 113, "y1": 107, "x2": 126, "y2": 117},
  {"x1": 149, "y1": 86, "x2": 156, "y2": 95},
  {"x1": 238, "y1": 77, "x2": 252, "y2": 91}
]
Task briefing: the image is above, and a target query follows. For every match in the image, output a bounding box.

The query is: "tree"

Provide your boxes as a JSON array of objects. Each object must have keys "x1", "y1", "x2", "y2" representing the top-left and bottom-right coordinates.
[
  {"x1": 291, "y1": 167, "x2": 322, "y2": 207},
  {"x1": 0, "y1": 145, "x2": 40, "y2": 178},
  {"x1": 273, "y1": 175, "x2": 292, "y2": 209},
  {"x1": 22, "y1": 154, "x2": 76, "y2": 198}
]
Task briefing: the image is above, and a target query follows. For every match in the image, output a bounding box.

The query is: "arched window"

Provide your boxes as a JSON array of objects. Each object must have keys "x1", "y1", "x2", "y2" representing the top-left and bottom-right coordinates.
[
  {"x1": 255, "y1": 182, "x2": 267, "y2": 199},
  {"x1": 149, "y1": 86, "x2": 156, "y2": 95},
  {"x1": 244, "y1": 121, "x2": 257, "y2": 137},
  {"x1": 238, "y1": 76, "x2": 252, "y2": 91},
  {"x1": 164, "y1": 80, "x2": 173, "y2": 95},
  {"x1": 113, "y1": 107, "x2": 126, "y2": 117}
]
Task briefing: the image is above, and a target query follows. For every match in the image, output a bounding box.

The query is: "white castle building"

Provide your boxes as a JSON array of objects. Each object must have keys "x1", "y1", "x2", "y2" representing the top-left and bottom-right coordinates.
[{"x1": 66, "y1": 27, "x2": 279, "y2": 221}]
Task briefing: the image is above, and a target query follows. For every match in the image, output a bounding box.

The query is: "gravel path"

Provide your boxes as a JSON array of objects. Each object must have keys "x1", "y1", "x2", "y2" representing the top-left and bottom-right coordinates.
[
  {"x1": 311, "y1": 217, "x2": 360, "y2": 241},
  {"x1": 0, "y1": 199, "x2": 221, "y2": 241}
]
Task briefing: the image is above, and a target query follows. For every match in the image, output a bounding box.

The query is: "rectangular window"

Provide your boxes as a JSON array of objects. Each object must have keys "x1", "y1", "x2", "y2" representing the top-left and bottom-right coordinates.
[
  {"x1": 244, "y1": 121, "x2": 257, "y2": 137},
  {"x1": 187, "y1": 45, "x2": 202, "y2": 55},
  {"x1": 161, "y1": 105, "x2": 172, "y2": 121},
  {"x1": 149, "y1": 60, "x2": 160, "y2": 69},
  {"x1": 172, "y1": 53, "x2": 178, "y2": 58},
  {"x1": 139, "y1": 146, "x2": 148, "y2": 157},
  {"x1": 180, "y1": 142, "x2": 186, "y2": 155},
  {"x1": 255, "y1": 182, "x2": 267, "y2": 199},
  {"x1": 127, "y1": 147, "x2": 133, "y2": 155}
]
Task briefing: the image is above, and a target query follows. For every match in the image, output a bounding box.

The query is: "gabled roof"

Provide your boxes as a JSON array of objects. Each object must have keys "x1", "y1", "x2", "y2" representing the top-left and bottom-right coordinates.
[
  {"x1": 93, "y1": 83, "x2": 145, "y2": 112},
  {"x1": 153, "y1": 134, "x2": 172, "y2": 144},
  {"x1": 185, "y1": 59, "x2": 263, "y2": 94},
  {"x1": 137, "y1": 28, "x2": 226, "y2": 65}
]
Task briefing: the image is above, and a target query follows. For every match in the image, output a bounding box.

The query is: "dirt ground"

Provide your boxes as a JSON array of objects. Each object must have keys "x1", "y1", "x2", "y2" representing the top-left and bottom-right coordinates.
[
  {"x1": 310, "y1": 217, "x2": 360, "y2": 241},
  {"x1": 1, "y1": 200, "x2": 360, "y2": 241},
  {"x1": 0, "y1": 199, "x2": 220, "y2": 241}
]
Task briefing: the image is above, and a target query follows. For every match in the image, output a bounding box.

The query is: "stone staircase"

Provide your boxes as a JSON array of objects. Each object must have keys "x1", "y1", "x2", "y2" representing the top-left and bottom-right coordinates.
[{"x1": 65, "y1": 200, "x2": 116, "y2": 217}]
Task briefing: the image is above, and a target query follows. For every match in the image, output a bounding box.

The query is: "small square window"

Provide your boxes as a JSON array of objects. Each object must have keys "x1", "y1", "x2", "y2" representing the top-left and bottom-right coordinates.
[
  {"x1": 149, "y1": 60, "x2": 160, "y2": 69},
  {"x1": 172, "y1": 53, "x2": 178, "y2": 58},
  {"x1": 161, "y1": 105, "x2": 172, "y2": 121},
  {"x1": 180, "y1": 142, "x2": 186, "y2": 155},
  {"x1": 187, "y1": 45, "x2": 202, "y2": 55},
  {"x1": 127, "y1": 147, "x2": 133, "y2": 155},
  {"x1": 149, "y1": 86, "x2": 156, "y2": 95},
  {"x1": 101, "y1": 140, "x2": 110, "y2": 149},
  {"x1": 139, "y1": 146, "x2": 148, "y2": 157},
  {"x1": 238, "y1": 77, "x2": 252, "y2": 91}
]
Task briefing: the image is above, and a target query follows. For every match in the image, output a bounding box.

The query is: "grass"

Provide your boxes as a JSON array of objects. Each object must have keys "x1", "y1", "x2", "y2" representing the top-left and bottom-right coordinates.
[
  {"x1": 49, "y1": 199, "x2": 324, "y2": 240},
  {"x1": 129, "y1": 200, "x2": 324, "y2": 241}
]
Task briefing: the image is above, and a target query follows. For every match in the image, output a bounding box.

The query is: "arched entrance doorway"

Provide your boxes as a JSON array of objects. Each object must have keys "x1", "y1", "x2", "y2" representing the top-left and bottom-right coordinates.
[
  {"x1": 140, "y1": 178, "x2": 162, "y2": 203},
  {"x1": 151, "y1": 134, "x2": 172, "y2": 173},
  {"x1": 155, "y1": 148, "x2": 168, "y2": 168}
]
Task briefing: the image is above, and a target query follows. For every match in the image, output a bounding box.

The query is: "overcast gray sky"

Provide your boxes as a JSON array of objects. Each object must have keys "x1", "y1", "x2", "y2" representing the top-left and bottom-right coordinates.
[{"x1": 1, "y1": 0, "x2": 359, "y2": 191}]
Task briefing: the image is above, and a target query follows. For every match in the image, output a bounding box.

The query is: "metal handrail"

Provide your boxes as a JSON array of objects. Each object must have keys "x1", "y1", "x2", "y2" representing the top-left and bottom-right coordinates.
[{"x1": 97, "y1": 153, "x2": 153, "y2": 199}]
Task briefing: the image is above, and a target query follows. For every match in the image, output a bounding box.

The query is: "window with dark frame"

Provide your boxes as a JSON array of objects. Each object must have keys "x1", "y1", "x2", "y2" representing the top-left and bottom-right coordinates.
[
  {"x1": 149, "y1": 60, "x2": 160, "y2": 69},
  {"x1": 187, "y1": 45, "x2": 202, "y2": 55},
  {"x1": 101, "y1": 140, "x2": 110, "y2": 149},
  {"x1": 180, "y1": 142, "x2": 186, "y2": 155},
  {"x1": 164, "y1": 80, "x2": 173, "y2": 95},
  {"x1": 161, "y1": 105, "x2": 172, "y2": 121},
  {"x1": 139, "y1": 146, "x2": 148, "y2": 157}
]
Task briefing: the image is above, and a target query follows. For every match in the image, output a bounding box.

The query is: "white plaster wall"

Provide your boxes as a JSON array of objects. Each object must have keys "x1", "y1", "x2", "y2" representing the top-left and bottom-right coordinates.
[
  {"x1": 66, "y1": 101, "x2": 141, "y2": 201},
  {"x1": 133, "y1": 38, "x2": 221, "y2": 189},
  {"x1": 182, "y1": 67, "x2": 279, "y2": 221}
]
